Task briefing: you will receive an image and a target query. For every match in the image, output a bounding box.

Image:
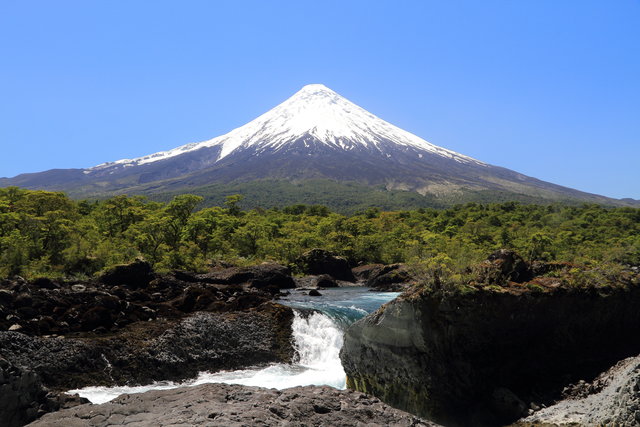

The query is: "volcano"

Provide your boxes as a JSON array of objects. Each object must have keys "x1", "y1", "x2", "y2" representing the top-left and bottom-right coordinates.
[{"x1": 1, "y1": 84, "x2": 631, "y2": 208}]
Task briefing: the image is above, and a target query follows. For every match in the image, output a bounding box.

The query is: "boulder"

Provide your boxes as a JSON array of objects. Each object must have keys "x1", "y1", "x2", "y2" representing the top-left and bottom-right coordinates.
[
  {"x1": 29, "y1": 278, "x2": 59, "y2": 290},
  {"x1": 476, "y1": 249, "x2": 531, "y2": 285},
  {"x1": 196, "y1": 263, "x2": 295, "y2": 290},
  {"x1": 30, "y1": 383, "x2": 438, "y2": 427},
  {"x1": 352, "y1": 263, "x2": 385, "y2": 282},
  {"x1": 297, "y1": 249, "x2": 355, "y2": 282},
  {"x1": 352, "y1": 263, "x2": 412, "y2": 290},
  {"x1": 98, "y1": 260, "x2": 153, "y2": 289},
  {"x1": 315, "y1": 274, "x2": 339, "y2": 288},
  {"x1": 367, "y1": 264, "x2": 413, "y2": 291},
  {"x1": 294, "y1": 274, "x2": 339, "y2": 289}
]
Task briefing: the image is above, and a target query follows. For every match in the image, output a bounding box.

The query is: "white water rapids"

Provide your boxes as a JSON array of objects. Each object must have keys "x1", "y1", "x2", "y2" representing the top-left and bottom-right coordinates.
[
  {"x1": 69, "y1": 312, "x2": 345, "y2": 404},
  {"x1": 68, "y1": 289, "x2": 399, "y2": 404}
]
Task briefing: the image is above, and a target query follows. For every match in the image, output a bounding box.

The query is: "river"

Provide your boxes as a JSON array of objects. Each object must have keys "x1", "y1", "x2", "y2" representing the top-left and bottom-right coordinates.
[{"x1": 68, "y1": 288, "x2": 399, "y2": 404}]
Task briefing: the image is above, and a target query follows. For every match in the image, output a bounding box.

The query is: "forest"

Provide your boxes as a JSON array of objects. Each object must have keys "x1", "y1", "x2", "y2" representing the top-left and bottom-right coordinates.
[{"x1": 1, "y1": 186, "x2": 639, "y2": 280}]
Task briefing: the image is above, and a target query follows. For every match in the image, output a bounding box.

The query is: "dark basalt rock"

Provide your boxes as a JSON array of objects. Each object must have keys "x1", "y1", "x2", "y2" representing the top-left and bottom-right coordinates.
[
  {"x1": 98, "y1": 260, "x2": 153, "y2": 288},
  {"x1": 0, "y1": 262, "x2": 299, "y2": 425},
  {"x1": 193, "y1": 262, "x2": 295, "y2": 290},
  {"x1": 0, "y1": 357, "x2": 48, "y2": 427},
  {"x1": 0, "y1": 264, "x2": 288, "y2": 335},
  {"x1": 315, "y1": 274, "x2": 339, "y2": 288},
  {"x1": 352, "y1": 263, "x2": 385, "y2": 282},
  {"x1": 517, "y1": 354, "x2": 640, "y2": 426},
  {"x1": 0, "y1": 357, "x2": 86, "y2": 427},
  {"x1": 368, "y1": 264, "x2": 413, "y2": 291},
  {"x1": 477, "y1": 249, "x2": 531, "y2": 285},
  {"x1": 297, "y1": 249, "x2": 355, "y2": 282},
  {"x1": 0, "y1": 261, "x2": 297, "y2": 402},
  {"x1": 352, "y1": 263, "x2": 413, "y2": 291},
  {"x1": 295, "y1": 274, "x2": 342, "y2": 289},
  {"x1": 29, "y1": 278, "x2": 59, "y2": 290},
  {"x1": 0, "y1": 302, "x2": 294, "y2": 391},
  {"x1": 341, "y1": 262, "x2": 640, "y2": 426},
  {"x1": 29, "y1": 383, "x2": 439, "y2": 427}
]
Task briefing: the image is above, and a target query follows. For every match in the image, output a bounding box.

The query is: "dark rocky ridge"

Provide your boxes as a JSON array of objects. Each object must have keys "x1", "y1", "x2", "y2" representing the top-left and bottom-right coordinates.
[
  {"x1": 340, "y1": 253, "x2": 640, "y2": 426},
  {"x1": 28, "y1": 383, "x2": 440, "y2": 427}
]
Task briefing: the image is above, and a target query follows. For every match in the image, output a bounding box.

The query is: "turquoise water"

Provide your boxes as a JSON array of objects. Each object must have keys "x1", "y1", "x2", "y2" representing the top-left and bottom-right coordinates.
[
  {"x1": 278, "y1": 287, "x2": 400, "y2": 327},
  {"x1": 69, "y1": 287, "x2": 399, "y2": 404}
]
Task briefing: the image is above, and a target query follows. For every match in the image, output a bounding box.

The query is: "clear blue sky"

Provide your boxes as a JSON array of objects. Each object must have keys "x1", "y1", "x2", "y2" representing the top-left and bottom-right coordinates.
[{"x1": 1, "y1": 1, "x2": 638, "y2": 199}]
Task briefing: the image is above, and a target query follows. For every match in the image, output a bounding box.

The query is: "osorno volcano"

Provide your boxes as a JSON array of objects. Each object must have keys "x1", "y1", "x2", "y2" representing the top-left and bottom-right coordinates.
[{"x1": 1, "y1": 84, "x2": 632, "y2": 207}]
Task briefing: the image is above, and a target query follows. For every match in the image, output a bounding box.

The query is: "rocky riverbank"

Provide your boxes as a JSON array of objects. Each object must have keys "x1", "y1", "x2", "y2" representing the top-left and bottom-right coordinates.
[
  {"x1": 0, "y1": 250, "x2": 421, "y2": 426},
  {"x1": 28, "y1": 383, "x2": 439, "y2": 427},
  {"x1": 340, "y1": 250, "x2": 640, "y2": 426},
  {"x1": 0, "y1": 260, "x2": 302, "y2": 426}
]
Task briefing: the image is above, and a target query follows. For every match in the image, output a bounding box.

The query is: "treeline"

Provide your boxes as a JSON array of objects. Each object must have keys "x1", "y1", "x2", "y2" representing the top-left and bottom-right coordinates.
[{"x1": 1, "y1": 187, "x2": 639, "y2": 279}]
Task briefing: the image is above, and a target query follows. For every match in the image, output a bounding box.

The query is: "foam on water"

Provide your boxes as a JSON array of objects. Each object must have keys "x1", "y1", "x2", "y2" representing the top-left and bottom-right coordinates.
[{"x1": 68, "y1": 289, "x2": 399, "y2": 404}]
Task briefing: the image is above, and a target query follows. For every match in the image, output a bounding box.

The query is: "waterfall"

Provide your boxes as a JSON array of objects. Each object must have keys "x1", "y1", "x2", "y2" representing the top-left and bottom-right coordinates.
[
  {"x1": 67, "y1": 289, "x2": 399, "y2": 404},
  {"x1": 69, "y1": 311, "x2": 347, "y2": 403}
]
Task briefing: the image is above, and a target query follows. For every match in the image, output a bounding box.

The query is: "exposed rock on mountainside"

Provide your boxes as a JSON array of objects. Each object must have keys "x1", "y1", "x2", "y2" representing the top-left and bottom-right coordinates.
[
  {"x1": 2, "y1": 84, "x2": 633, "y2": 207},
  {"x1": 340, "y1": 252, "x2": 640, "y2": 426},
  {"x1": 28, "y1": 383, "x2": 440, "y2": 427}
]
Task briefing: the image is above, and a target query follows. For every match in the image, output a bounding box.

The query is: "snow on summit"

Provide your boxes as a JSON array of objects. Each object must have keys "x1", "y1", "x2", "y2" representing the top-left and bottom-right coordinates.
[{"x1": 92, "y1": 84, "x2": 484, "y2": 170}]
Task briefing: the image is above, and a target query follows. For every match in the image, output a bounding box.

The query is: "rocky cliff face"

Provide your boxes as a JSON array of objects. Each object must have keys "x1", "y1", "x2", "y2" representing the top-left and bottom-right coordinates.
[
  {"x1": 0, "y1": 358, "x2": 87, "y2": 427},
  {"x1": 0, "y1": 303, "x2": 294, "y2": 392},
  {"x1": 339, "y1": 257, "x2": 640, "y2": 426}
]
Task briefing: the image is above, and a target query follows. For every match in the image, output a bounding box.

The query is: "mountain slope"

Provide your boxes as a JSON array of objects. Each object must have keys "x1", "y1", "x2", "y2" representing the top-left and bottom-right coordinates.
[{"x1": 1, "y1": 84, "x2": 635, "y2": 207}]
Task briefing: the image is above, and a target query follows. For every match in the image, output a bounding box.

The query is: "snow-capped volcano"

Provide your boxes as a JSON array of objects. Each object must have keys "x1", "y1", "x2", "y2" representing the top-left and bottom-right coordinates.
[
  {"x1": 3, "y1": 83, "x2": 629, "y2": 208},
  {"x1": 92, "y1": 84, "x2": 483, "y2": 170}
]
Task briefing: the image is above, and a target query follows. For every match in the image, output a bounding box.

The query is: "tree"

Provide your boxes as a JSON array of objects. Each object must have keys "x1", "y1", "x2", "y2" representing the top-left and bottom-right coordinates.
[
  {"x1": 163, "y1": 195, "x2": 203, "y2": 250},
  {"x1": 224, "y1": 194, "x2": 244, "y2": 216},
  {"x1": 95, "y1": 195, "x2": 147, "y2": 237}
]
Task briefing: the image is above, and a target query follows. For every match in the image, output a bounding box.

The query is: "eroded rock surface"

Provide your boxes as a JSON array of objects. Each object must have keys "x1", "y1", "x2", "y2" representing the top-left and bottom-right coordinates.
[
  {"x1": 517, "y1": 354, "x2": 640, "y2": 426},
  {"x1": 29, "y1": 383, "x2": 439, "y2": 427},
  {"x1": 0, "y1": 302, "x2": 294, "y2": 390}
]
